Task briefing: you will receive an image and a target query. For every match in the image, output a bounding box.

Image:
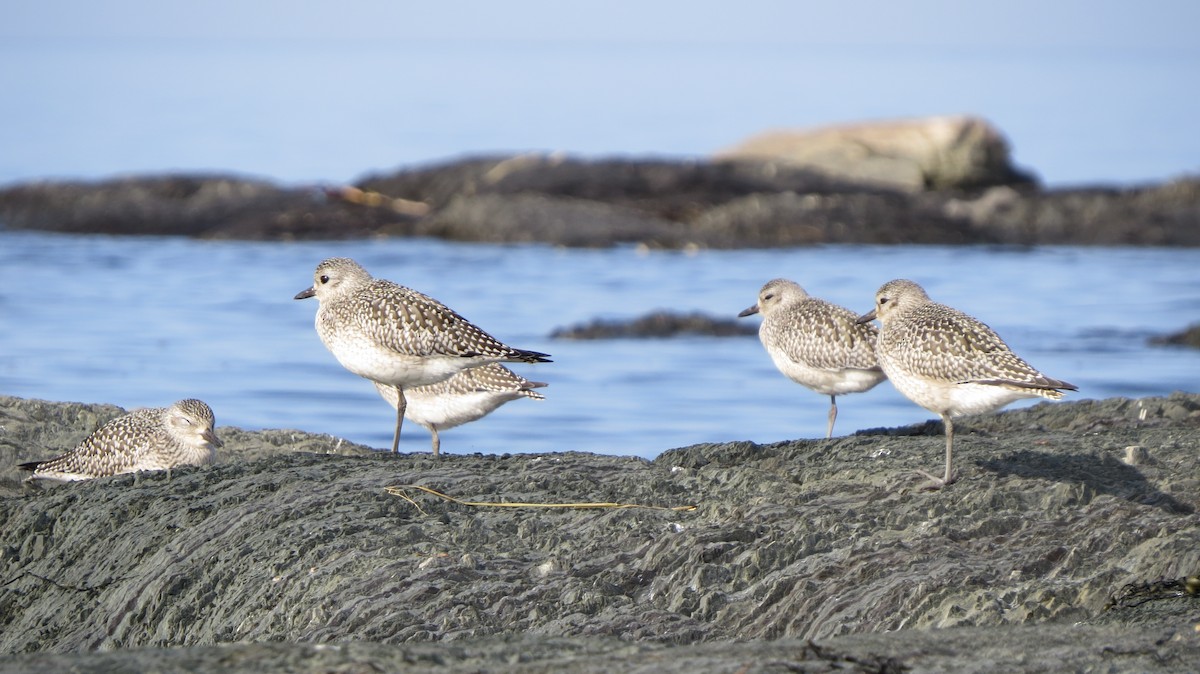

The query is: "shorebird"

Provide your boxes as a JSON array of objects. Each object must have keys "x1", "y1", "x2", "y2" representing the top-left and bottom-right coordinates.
[
  {"x1": 295, "y1": 257, "x2": 551, "y2": 453},
  {"x1": 738, "y1": 278, "x2": 886, "y2": 438},
  {"x1": 857, "y1": 279, "x2": 1077, "y2": 489},
  {"x1": 374, "y1": 362, "x2": 547, "y2": 455},
  {"x1": 19, "y1": 399, "x2": 222, "y2": 482}
]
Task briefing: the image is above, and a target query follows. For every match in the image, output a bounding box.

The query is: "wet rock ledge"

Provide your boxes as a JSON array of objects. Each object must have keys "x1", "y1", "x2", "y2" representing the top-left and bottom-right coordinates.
[
  {"x1": 0, "y1": 393, "x2": 1198, "y2": 672},
  {"x1": 1, "y1": 155, "x2": 1198, "y2": 248}
]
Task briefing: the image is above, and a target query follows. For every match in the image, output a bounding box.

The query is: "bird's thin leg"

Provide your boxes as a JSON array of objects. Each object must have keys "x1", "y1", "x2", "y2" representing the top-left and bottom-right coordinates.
[
  {"x1": 826, "y1": 395, "x2": 837, "y2": 439},
  {"x1": 916, "y1": 414, "x2": 957, "y2": 490},
  {"x1": 430, "y1": 426, "x2": 441, "y2": 457},
  {"x1": 942, "y1": 415, "x2": 957, "y2": 485},
  {"x1": 391, "y1": 386, "x2": 406, "y2": 454}
]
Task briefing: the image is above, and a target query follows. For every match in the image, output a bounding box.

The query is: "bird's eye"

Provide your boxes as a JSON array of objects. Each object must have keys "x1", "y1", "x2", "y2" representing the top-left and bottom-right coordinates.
[
  {"x1": 764, "y1": 293, "x2": 775, "y2": 300},
  {"x1": 879, "y1": 297, "x2": 889, "y2": 305},
  {"x1": 319, "y1": 275, "x2": 330, "y2": 284}
]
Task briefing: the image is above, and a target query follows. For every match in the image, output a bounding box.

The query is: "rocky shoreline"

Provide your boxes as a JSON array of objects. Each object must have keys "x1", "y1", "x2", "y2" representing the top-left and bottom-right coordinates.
[
  {"x1": 2, "y1": 155, "x2": 1198, "y2": 248},
  {"x1": 1, "y1": 393, "x2": 1198, "y2": 671}
]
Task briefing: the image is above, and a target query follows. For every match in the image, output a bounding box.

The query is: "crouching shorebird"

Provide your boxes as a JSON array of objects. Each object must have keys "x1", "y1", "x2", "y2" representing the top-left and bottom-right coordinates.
[
  {"x1": 19, "y1": 399, "x2": 222, "y2": 483},
  {"x1": 374, "y1": 363, "x2": 547, "y2": 456},
  {"x1": 295, "y1": 257, "x2": 551, "y2": 454},
  {"x1": 739, "y1": 278, "x2": 886, "y2": 438},
  {"x1": 857, "y1": 279, "x2": 1077, "y2": 490}
]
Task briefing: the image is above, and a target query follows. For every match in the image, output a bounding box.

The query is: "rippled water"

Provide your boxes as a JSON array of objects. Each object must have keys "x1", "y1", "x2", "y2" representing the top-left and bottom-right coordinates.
[{"x1": 2, "y1": 231, "x2": 1197, "y2": 458}]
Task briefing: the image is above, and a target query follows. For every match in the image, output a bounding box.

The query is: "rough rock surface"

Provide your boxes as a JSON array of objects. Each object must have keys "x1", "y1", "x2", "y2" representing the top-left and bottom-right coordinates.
[
  {"x1": 715, "y1": 115, "x2": 1036, "y2": 191},
  {"x1": 1, "y1": 393, "x2": 1198, "y2": 671}
]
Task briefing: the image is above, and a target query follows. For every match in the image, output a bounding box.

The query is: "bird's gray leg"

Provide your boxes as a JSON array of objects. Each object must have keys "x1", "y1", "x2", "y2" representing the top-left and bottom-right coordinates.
[
  {"x1": 391, "y1": 386, "x2": 406, "y2": 454},
  {"x1": 942, "y1": 415, "x2": 957, "y2": 485},
  {"x1": 430, "y1": 425, "x2": 441, "y2": 457},
  {"x1": 826, "y1": 395, "x2": 838, "y2": 439},
  {"x1": 916, "y1": 414, "x2": 957, "y2": 490}
]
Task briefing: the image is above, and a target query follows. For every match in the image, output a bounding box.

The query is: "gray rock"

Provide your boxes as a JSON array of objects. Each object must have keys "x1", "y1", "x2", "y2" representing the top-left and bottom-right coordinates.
[
  {"x1": 690, "y1": 190, "x2": 987, "y2": 246},
  {"x1": 417, "y1": 193, "x2": 688, "y2": 248},
  {"x1": 2, "y1": 157, "x2": 1199, "y2": 248},
  {"x1": 715, "y1": 116, "x2": 1036, "y2": 191},
  {"x1": 0, "y1": 175, "x2": 417, "y2": 239},
  {"x1": 1151, "y1": 323, "x2": 1200, "y2": 349},
  {"x1": 356, "y1": 154, "x2": 864, "y2": 217},
  {"x1": 550, "y1": 311, "x2": 757, "y2": 339},
  {"x1": 1, "y1": 393, "x2": 1198, "y2": 671},
  {"x1": 941, "y1": 177, "x2": 1200, "y2": 246}
]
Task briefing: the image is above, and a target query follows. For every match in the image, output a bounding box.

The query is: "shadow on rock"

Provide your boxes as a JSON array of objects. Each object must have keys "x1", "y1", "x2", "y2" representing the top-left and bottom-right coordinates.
[{"x1": 979, "y1": 450, "x2": 1194, "y2": 515}]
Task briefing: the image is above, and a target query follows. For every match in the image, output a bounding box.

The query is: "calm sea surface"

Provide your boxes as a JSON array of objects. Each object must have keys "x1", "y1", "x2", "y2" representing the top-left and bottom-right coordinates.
[{"x1": 2, "y1": 231, "x2": 1197, "y2": 458}]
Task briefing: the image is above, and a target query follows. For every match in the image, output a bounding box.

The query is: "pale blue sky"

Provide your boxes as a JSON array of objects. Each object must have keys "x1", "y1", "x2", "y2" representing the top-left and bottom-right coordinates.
[
  {"x1": 3, "y1": 1, "x2": 1197, "y2": 185},
  {"x1": 7, "y1": 1, "x2": 1198, "y2": 48}
]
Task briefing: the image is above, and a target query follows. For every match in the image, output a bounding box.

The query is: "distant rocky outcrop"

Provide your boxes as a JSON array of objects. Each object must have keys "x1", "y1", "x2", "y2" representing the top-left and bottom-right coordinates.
[
  {"x1": 550, "y1": 311, "x2": 757, "y2": 339},
  {"x1": 0, "y1": 175, "x2": 421, "y2": 240},
  {"x1": 2, "y1": 121, "x2": 1199, "y2": 248},
  {"x1": 1, "y1": 393, "x2": 1198, "y2": 671},
  {"x1": 715, "y1": 115, "x2": 1036, "y2": 191},
  {"x1": 1152, "y1": 323, "x2": 1200, "y2": 349}
]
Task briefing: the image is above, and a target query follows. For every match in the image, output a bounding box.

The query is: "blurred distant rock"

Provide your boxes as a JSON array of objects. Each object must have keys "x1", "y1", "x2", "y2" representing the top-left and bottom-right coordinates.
[
  {"x1": 417, "y1": 193, "x2": 687, "y2": 247},
  {"x1": 0, "y1": 175, "x2": 419, "y2": 240},
  {"x1": 1151, "y1": 323, "x2": 1200, "y2": 349},
  {"x1": 550, "y1": 310, "x2": 757, "y2": 339},
  {"x1": 715, "y1": 115, "x2": 1036, "y2": 191},
  {"x1": 942, "y1": 178, "x2": 1200, "y2": 246},
  {"x1": 357, "y1": 154, "x2": 871, "y2": 222},
  {"x1": 2, "y1": 142, "x2": 1199, "y2": 247},
  {"x1": 688, "y1": 190, "x2": 983, "y2": 246}
]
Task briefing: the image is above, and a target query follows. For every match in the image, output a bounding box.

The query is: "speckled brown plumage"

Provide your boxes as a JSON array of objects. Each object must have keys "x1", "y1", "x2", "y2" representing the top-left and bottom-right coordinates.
[
  {"x1": 374, "y1": 363, "x2": 547, "y2": 455},
  {"x1": 295, "y1": 257, "x2": 551, "y2": 453},
  {"x1": 19, "y1": 399, "x2": 222, "y2": 482},
  {"x1": 739, "y1": 278, "x2": 886, "y2": 438},
  {"x1": 858, "y1": 279, "x2": 1077, "y2": 489}
]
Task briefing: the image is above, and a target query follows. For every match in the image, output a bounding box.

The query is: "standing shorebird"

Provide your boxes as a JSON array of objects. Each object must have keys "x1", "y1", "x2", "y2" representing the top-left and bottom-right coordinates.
[
  {"x1": 738, "y1": 278, "x2": 886, "y2": 438},
  {"x1": 374, "y1": 362, "x2": 547, "y2": 456},
  {"x1": 857, "y1": 279, "x2": 1077, "y2": 489},
  {"x1": 295, "y1": 257, "x2": 551, "y2": 453},
  {"x1": 19, "y1": 399, "x2": 222, "y2": 483}
]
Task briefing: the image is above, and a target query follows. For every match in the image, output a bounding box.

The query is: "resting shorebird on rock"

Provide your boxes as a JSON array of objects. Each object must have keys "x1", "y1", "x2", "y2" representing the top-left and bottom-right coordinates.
[
  {"x1": 858, "y1": 279, "x2": 1077, "y2": 490},
  {"x1": 20, "y1": 399, "x2": 221, "y2": 483},
  {"x1": 739, "y1": 278, "x2": 886, "y2": 438},
  {"x1": 295, "y1": 257, "x2": 551, "y2": 453}
]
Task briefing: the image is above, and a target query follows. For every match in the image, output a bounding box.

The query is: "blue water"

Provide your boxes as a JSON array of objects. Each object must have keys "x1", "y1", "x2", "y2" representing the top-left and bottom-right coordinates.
[{"x1": 2, "y1": 231, "x2": 1197, "y2": 458}]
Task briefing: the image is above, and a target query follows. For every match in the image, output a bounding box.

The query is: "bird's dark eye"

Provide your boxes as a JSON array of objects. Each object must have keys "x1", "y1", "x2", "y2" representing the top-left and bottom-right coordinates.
[
  {"x1": 319, "y1": 275, "x2": 330, "y2": 284},
  {"x1": 764, "y1": 293, "x2": 775, "y2": 300},
  {"x1": 879, "y1": 297, "x2": 889, "y2": 305}
]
